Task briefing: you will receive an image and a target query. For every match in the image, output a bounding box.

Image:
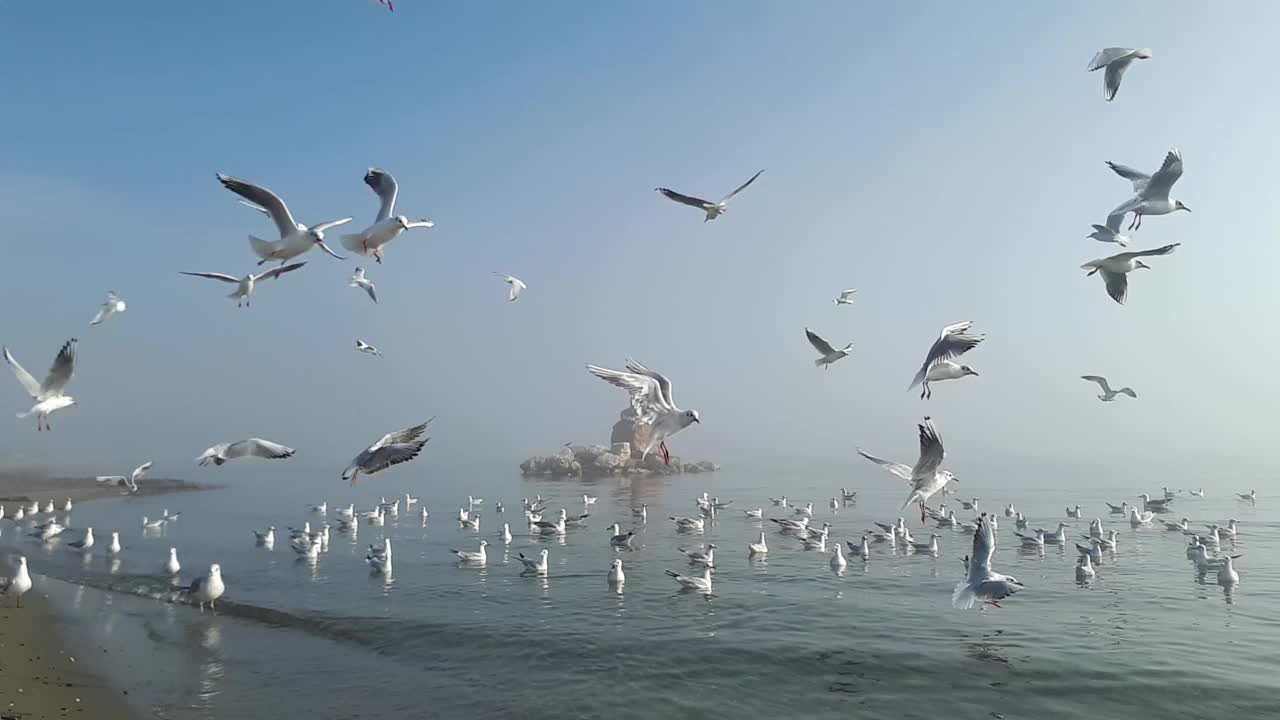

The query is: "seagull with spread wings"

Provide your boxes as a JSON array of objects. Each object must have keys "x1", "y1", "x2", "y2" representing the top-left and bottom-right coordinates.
[
  {"x1": 833, "y1": 289, "x2": 858, "y2": 306},
  {"x1": 355, "y1": 340, "x2": 383, "y2": 357},
  {"x1": 90, "y1": 291, "x2": 127, "y2": 326},
  {"x1": 655, "y1": 169, "x2": 764, "y2": 222},
  {"x1": 96, "y1": 461, "x2": 152, "y2": 494},
  {"x1": 1087, "y1": 47, "x2": 1152, "y2": 102},
  {"x1": 349, "y1": 267, "x2": 378, "y2": 303},
  {"x1": 197, "y1": 439, "x2": 296, "y2": 466},
  {"x1": 1080, "y1": 243, "x2": 1180, "y2": 305},
  {"x1": 953, "y1": 514, "x2": 1024, "y2": 609},
  {"x1": 909, "y1": 322, "x2": 984, "y2": 399},
  {"x1": 493, "y1": 273, "x2": 526, "y2": 302},
  {"x1": 218, "y1": 173, "x2": 350, "y2": 265},
  {"x1": 339, "y1": 169, "x2": 434, "y2": 264},
  {"x1": 1081, "y1": 375, "x2": 1137, "y2": 402},
  {"x1": 586, "y1": 359, "x2": 699, "y2": 465},
  {"x1": 342, "y1": 419, "x2": 434, "y2": 485},
  {"x1": 4, "y1": 339, "x2": 77, "y2": 431},
  {"x1": 179, "y1": 262, "x2": 307, "y2": 308},
  {"x1": 805, "y1": 327, "x2": 853, "y2": 370},
  {"x1": 857, "y1": 417, "x2": 957, "y2": 523},
  {"x1": 1102, "y1": 150, "x2": 1191, "y2": 232}
]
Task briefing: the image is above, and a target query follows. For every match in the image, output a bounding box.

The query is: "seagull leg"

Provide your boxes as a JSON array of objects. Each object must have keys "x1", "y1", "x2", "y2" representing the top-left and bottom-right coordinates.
[
  {"x1": 349, "y1": 468, "x2": 360, "y2": 487},
  {"x1": 257, "y1": 258, "x2": 268, "y2": 266},
  {"x1": 984, "y1": 600, "x2": 1003, "y2": 609},
  {"x1": 919, "y1": 501, "x2": 927, "y2": 524},
  {"x1": 374, "y1": 248, "x2": 384, "y2": 264},
  {"x1": 1135, "y1": 214, "x2": 1143, "y2": 231},
  {"x1": 661, "y1": 442, "x2": 670, "y2": 466}
]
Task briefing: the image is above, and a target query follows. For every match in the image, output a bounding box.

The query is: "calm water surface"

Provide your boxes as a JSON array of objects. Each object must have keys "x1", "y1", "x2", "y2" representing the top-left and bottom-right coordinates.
[{"x1": 6, "y1": 461, "x2": 1279, "y2": 719}]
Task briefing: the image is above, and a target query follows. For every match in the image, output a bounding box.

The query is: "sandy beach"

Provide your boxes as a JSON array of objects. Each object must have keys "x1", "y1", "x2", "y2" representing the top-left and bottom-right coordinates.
[{"x1": 0, "y1": 467, "x2": 207, "y2": 507}]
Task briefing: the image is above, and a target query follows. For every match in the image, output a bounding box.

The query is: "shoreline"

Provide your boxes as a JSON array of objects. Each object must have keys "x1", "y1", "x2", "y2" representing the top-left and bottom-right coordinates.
[{"x1": 0, "y1": 468, "x2": 212, "y2": 506}]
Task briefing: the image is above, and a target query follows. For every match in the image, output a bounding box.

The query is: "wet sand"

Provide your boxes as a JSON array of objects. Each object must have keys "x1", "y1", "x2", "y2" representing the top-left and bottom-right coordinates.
[{"x1": 0, "y1": 468, "x2": 208, "y2": 506}]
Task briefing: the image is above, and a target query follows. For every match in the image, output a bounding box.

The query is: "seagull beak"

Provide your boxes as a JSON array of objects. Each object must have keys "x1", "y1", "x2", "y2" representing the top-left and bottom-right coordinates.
[{"x1": 968, "y1": 370, "x2": 980, "y2": 376}]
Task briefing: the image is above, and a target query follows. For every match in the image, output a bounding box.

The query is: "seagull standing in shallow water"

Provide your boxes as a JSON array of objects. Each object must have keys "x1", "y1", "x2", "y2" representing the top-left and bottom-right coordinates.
[
  {"x1": 805, "y1": 328, "x2": 853, "y2": 370},
  {"x1": 338, "y1": 168, "x2": 434, "y2": 264},
  {"x1": 655, "y1": 169, "x2": 763, "y2": 222},
  {"x1": 1081, "y1": 375, "x2": 1137, "y2": 402},
  {"x1": 1080, "y1": 243, "x2": 1180, "y2": 305},
  {"x1": 1087, "y1": 47, "x2": 1152, "y2": 101},
  {"x1": 857, "y1": 417, "x2": 957, "y2": 523},
  {"x1": 908, "y1": 321, "x2": 983, "y2": 399},
  {"x1": 586, "y1": 359, "x2": 699, "y2": 464},
  {"x1": 218, "y1": 173, "x2": 350, "y2": 264}
]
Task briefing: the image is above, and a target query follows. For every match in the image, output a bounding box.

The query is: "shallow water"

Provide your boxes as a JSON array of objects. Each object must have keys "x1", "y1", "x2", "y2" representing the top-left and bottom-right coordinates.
[{"x1": 6, "y1": 462, "x2": 1279, "y2": 719}]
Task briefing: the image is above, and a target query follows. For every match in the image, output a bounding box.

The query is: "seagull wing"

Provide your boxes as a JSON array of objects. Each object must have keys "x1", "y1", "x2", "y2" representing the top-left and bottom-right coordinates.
[
  {"x1": 656, "y1": 187, "x2": 712, "y2": 209},
  {"x1": 856, "y1": 449, "x2": 913, "y2": 482},
  {"x1": 40, "y1": 339, "x2": 77, "y2": 396},
  {"x1": 1140, "y1": 150, "x2": 1183, "y2": 200},
  {"x1": 910, "y1": 321, "x2": 984, "y2": 388},
  {"x1": 363, "y1": 283, "x2": 378, "y2": 304},
  {"x1": 358, "y1": 423, "x2": 432, "y2": 475},
  {"x1": 1081, "y1": 376, "x2": 1114, "y2": 394},
  {"x1": 1100, "y1": 271, "x2": 1128, "y2": 304},
  {"x1": 1102, "y1": 62, "x2": 1130, "y2": 101},
  {"x1": 369, "y1": 419, "x2": 434, "y2": 451},
  {"x1": 586, "y1": 365, "x2": 664, "y2": 419},
  {"x1": 179, "y1": 272, "x2": 240, "y2": 284},
  {"x1": 364, "y1": 168, "x2": 399, "y2": 222},
  {"x1": 508, "y1": 277, "x2": 526, "y2": 301},
  {"x1": 1117, "y1": 243, "x2": 1181, "y2": 261},
  {"x1": 131, "y1": 461, "x2": 153, "y2": 482},
  {"x1": 3, "y1": 347, "x2": 42, "y2": 399},
  {"x1": 1105, "y1": 161, "x2": 1151, "y2": 192},
  {"x1": 227, "y1": 438, "x2": 296, "y2": 460},
  {"x1": 911, "y1": 417, "x2": 945, "y2": 478},
  {"x1": 967, "y1": 515, "x2": 995, "y2": 581},
  {"x1": 805, "y1": 328, "x2": 836, "y2": 356},
  {"x1": 252, "y1": 262, "x2": 308, "y2": 282},
  {"x1": 624, "y1": 358, "x2": 678, "y2": 410},
  {"x1": 217, "y1": 174, "x2": 298, "y2": 239},
  {"x1": 718, "y1": 169, "x2": 764, "y2": 203},
  {"x1": 1087, "y1": 48, "x2": 1139, "y2": 71},
  {"x1": 309, "y1": 218, "x2": 353, "y2": 234},
  {"x1": 96, "y1": 475, "x2": 127, "y2": 486}
]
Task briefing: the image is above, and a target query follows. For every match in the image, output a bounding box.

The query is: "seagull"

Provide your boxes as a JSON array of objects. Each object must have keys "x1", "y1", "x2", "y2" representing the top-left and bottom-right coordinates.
[
  {"x1": 499, "y1": 523, "x2": 513, "y2": 544},
  {"x1": 1162, "y1": 517, "x2": 1190, "y2": 532},
  {"x1": 253, "y1": 526, "x2": 276, "y2": 545},
  {"x1": 341, "y1": 419, "x2": 433, "y2": 485},
  {"x1": 1094, "y1": 530, "x2": 1118, "y2": 552},
  {"x1": 107, "y1": 532, "x2": 122, "y2": 556},
  {"x1": 338, "y1": 168, "x2": 434, "y2": 264},
  {"x1": 793, "y1": 502, "x2": 815, "y2": 517},
  {"x1": 4, "y1": 338, "x2": 77, "y2": 431},
  {"x1": 608, "y1": 559, "x2": 625, "y2": 586},
  {"x1": 748, "y1": 532, "x2": 768, "y2": 556},
  {"x1": 805, "y1": 327, "x2": 853, "y2": 370},
  {"x1": 1217, "y1": 555, "x2": 1240, "y2": 588},
  {"x1": 954, "y1": 514, "x2": 1023, "y2": 609},
  {"x1": 460, "y1": 513, "x2": 481, "y2": 531},
  {"x1": 179, "y1": 262, "x2": 307, "y2": 308},
  {"x1": 532, "y1": 509, "x2": 568, "y2": 535},
  {"x1": 1015, "y1": 529, "x2": 1045, "y2": 548},
  {"x1": 164, "y1": 547, "x2": 181, "y2": 576},
  {"x1": 586, "y1": 359, "x2": 700, "y2": 464},
  {"x1": 90, "y1": 291, "x2": 127, "y2": 325},
  {"x1": 1004, "y1": 504, "x2": 1016, "y2": 518},
  {"x1": 492, "y1": 273, "x2": 526, "y2": 302},
  {"x1": 655, "y1": 169, "x2": 763, "y2": 222},
  {"x1": 348, "y1": 268, "x2": 378, "y2": 303},
  {"x1": 185, "y1": 564, "x2": 225, "y2": 613},
  {"x1": 833, "y1": 289, "x2": 858, "y2": 306},
  {"x1": 1080, "y1": 376, "x2": 1137, "y2": 402},
  {"x1": 841, "y1": 488, "x2": 858, "y2": 502},
  {"x1": 1037, "y1": 522, "x2": 1068, "y2": 544},
  {"x1": 1066, "y1": 505, "x2": 1082, "y2": 519},
  {"x1": 355, "y1": 340, "x2": 383, "y2": 357},
  {"x1": 96, "y1": 460, "x2": 151, "y2": 494},
  {"x1": 1081, "y1": 244, "x2": 1180, "y2": 305},
  {"x1": 632, "y1": 504, "x2": 648, "y2": 522},
  {"x1": 1087, "y1": 47, "x2": 1153, "y2": 101},
  {"x1": 1102, "y1": 150, "x2": 1191, "y2": 233},
  {"x1": 910, "y1": 533, "x2": 941, "y2": 555},
  {"x1": 1129, "y1": 507, "x2": 1155, "y2": 527},
  {"x1": 669, "y1": 516, "x2": 705, "y2": 532},
  {"x1": 366, "y1": 539, "x2": 392, "y2": 564},
  {"x1": 908, "y1": 322, "x2": 984, "y2": 399},
  {"x1": 218, "y1": 173, "x2": 349, "y2": 265},
  {"x1": 583, "y1": 494, "x2": 597, "y2": 506},
  {"x1": 450, "y1": 540, "x2": 488, "y2": 564},
  {"x1": 1237, "y1": 490, "x2": 1256, "y2": 503},
  {"x1": 1086, "y1": 224, "x2": 1130, "y2": 247},
  {"x1": 857, "y1": 416, "x2": 957, "y2": 523},
  {"x1": 1137, "y1": 493, "x2": 1172, "y2": 513},
  {"x1": 67, "y1": 527, "x2": 94, "y2": 551},
  {"x1": 665, "y1": 566, "x2": 713, "y2": 593},
  {"x1": 847, "y1": 535, "x2": 871, "y2": 560},
  {"x1": 743, "y1": 508, "x2": 763, "y2": 519},
  {"x1": 830, "y1": 544, "x2": 848, "y2": 571},
  {"x1": 197, "y1": 438, "x2": 295, "y2": 466},
  {"x1": 1076, "y1": 554, "x2": 1096, "y2": 582},
  {"x1": 679, "y1": 544, "x2": 717, "y2": 566},
  {"x1": 770, "y1": 496, "x2": 788, "y2": 507},
  {"x1": 608, "y1": 524, "x2": 635, "y2": 548},
  {"x1": 2, "y1": 556, "x2": 33, "y2": 607},
  {"x1": 515, "y1": 549, "x2": 549, "y2": 575},
  {"x1": 1075, "y1": 540, "x2": 1103, "y2": 564}
]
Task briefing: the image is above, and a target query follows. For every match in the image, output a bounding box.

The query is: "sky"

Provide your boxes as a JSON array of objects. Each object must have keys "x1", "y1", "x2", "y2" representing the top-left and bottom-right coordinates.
[{"x1": 1, "y1": 2, "x2": 1277, "y2": 481}]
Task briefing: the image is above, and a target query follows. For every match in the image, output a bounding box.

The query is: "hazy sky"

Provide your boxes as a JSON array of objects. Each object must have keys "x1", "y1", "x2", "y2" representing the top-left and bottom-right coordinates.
[{"x1": 2, "y1": 3, "x2": 1277, "y2": 478}]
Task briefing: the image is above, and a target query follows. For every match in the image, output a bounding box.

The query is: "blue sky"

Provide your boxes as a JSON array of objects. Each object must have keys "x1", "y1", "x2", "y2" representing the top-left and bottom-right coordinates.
[{"x1": 2, "y1": 3, "x2": 1277, "y2": 480}]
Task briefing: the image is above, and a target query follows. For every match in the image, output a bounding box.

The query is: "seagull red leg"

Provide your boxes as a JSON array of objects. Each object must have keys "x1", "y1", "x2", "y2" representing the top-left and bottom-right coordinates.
[{"x1": 661, "y1": 442, "x2": 670, "y2": 465}]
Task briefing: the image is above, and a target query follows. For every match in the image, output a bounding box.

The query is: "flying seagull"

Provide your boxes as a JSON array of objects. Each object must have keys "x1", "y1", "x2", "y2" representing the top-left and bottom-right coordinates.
[
  {"x1": 655, "y1": 169, "x2": 764, "y2": 222},
  {"x1": 805, "y1": 327, "x2": 853, "y2": 370},
  {"x1": 339, "y1": 168, "x2": 434, "y2": 264},
  {"x1": 96, "y1": 460, "x2": 152, "y2": 494},
  {"x1": 197, "y1": 439, "x2": 295, "y2": 466},
  {"x1": 90, "y1": 291, "x2": 127, "y2": 325},
  {"x1": 953, "y1": 514, "x2": 1024, "y2": 609},
  {"x1": 349, "y1": 267, "x2": 378, "y2": 303},
  {"x1": 833, "y1": 289, "x2": 858, "y2": 306},
  {"x1": 4, "y1": 338, "x2": 76, "y2": 431},
  {"x1": 179, "y1": 262, "x2": 307, "y2": 308},
  {"x1": 586, "y1": 359, "x2": 699, "y2": 465},
  {"x1": 857, "y1": 417, "x2": 957, "y2": 523},
  {"x1": 1086, "y1": 224, "x2": 1129, "y2": 247},
  {"x1": 1080, "y1": 243, "x2": 1180, "y2": 305},
  {"x1": 355, "y1": 340, "x2": 383, "y2": 357},
  {"x1": 218, "y1": 173, "x2": 350, "y2": 265},
  {"x1": 493, "y1": 273, "x2": 526, "y2": 302},
  {"x1": 1087, "y1": 47, "x2": 1152, "y2": 102},
  {"x1": 341, "y1": 418, "x2": 434, "y2": 485},
  {"x1": 1103, "y1": 150, "x2": 1191, "y2": 232},
  {"x1": 908, "y1": 321, "x2": 983, "y2": 399},
  {"x1": 1081, "y1": 376, "x2": 1137, "y2": 402}
]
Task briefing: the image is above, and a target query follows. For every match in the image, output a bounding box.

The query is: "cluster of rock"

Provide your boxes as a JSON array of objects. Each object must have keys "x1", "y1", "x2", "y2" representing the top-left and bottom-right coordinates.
[{"x1": 519, "y1": 442, "x2": 719, "y2": 477}]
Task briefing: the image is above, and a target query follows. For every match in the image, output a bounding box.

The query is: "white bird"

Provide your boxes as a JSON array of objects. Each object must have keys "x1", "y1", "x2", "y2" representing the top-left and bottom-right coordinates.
[
  {"x1": 582, "y1": 494, "x2": 597, "y2": 506},
  {"x1": 586, "y1": 359, "x2": 700, "y2": 464},
  {"x1": 908, "y1": 321, "x2": 984, "y2": 399},
  {"x1": 805, "y1": 327, "x2": 853, "y2": 370},
  {"x1": 491, "y1": 273, "x2": 528, "y2": 303},
  {"x1": 669, "y1": 516, "x2": 705, "y2": 532},
  {"x1": 833, "y1": 288, "x2": 858, "y2": 306},
  {"x1": 1038, "y1": 523, "x2": 1069, "y2": 544},
  {"x1": 1086, "y1": 224, "x2": 1130, "y2": 248},
  {"x1": 748, "y1": 532, "x2": 768, "y2": 556},
  {"x1": 1189, "y1": 488, "x2": 1205, "y2": 497},
  {"x1": 1217, "y1": 555, "x2": 1240, "y2": 588},
  {"x1": 1076, "y1": 554, "x2": 1096, "y2": 582},
  {"x1": 348, "y1": 267, "x2": 378, "y2": 304},
  {"x1": 1129, "y1": 507, "x2": 1155, "y2": 527},
  {"x1": 338, "y1": 168, "x2": 434, "y2": 264},
  {"x1": 793, "y1": 502, "x2": 815, "y2": 517},
  {"x1": 1094, "y1": 530, "x2": 1118, "y2": 552},
  {"x1": 1237, "y1": 490, "x2": 1256, "y2": 503},
  {"x1": 218, "y1": 173, "x2": 350, "y2": 264},
  {"x1": 4, "y1": 338, "x2": 77, "y2": 432},
  {"x1": 953, "y1": 514, "x2": 1024, "y2": 609},
  {"x1": 631, "y1": 504, "x2": 648, "y2": 522},
  {"x1": 1082, "y1": 243, "x2": 1181, "y2": 305},
  {"x1": 1089, "y1": 518, "x2": 1103, "y2": 539},
  {"x1": 61, "y1": 498, "x2": 72, "y2": 513},
  {"x1": 96, "y1": 460, "x2": 152, "y2": 494},
  {"x1": 770, "y1": 496, "x2": 788, "y2": 507},
  {"x1": 499, "y1": 523, "x2": 513, "y2": 544},
  {"x1": 532, "y1": 510, "x2": 568, "y2": 535},
  {"x1": 608, "y1": 524, "x2": 635, "y2": 548},
  {"x1": 341, "y1": 418, "x2": 433, "y2": 485},
  {"x1": 185, "y1": 564, "x2": 225, "y2": 613},
  {"x1": 1162, "y1": 517, "x2": 1190, "y2": 532},
  {"x1": 655, "y1": 169, "x2": 763, "y2": 222},
  {"x1": 911, "y1": 533, "x2": 941, "y2": 555},
  {"x1": 366, "y1": 538, "x2": 392, "y2": 564},
  {"x1": 90, "y1": 291, "x2": 127, "y2": 325},
  {"x1": 450, "y1": 540, "x2": 488, "y2": 564},
  {"x1": 1066, "y1": 505, "x2": 1082, "y2": 519},
  {"x1": 141, "y1": 516, "x2": 167, "y2": 531},
  {"x1": 355, "y1": 340, "x2": 383, "y2": 357},
  {"x1": 1081, "y1": 375, "x2": 1137, "y2": 402},
  {"x1": 608, "y1": 559, "x2": 625, "y2": 586},
  {"x1": 1102, "y1": 150, "x2": 1191, "y2": 234},
  {"x1": 829, "y1": 497, "x2": 839, "y2": 510},
  {"x1": 460, "y1": 513, "x2": 481, "y2": 531},
  {"x1": 830, "y1": 544, "x2": 848, "y2": 571},
  {"x1": 857, "y1": 417, "x2": 957, "y2": 523},
  {"x1": 1087, "y1": 47, "x2": 1153, "y2": 101},
  {"x1": 1213, "y1": 520, "x2": 1239, "y2": 539},
  {"x1": 1075, "y1": 541, "x2": 1103, "y2": 564},
  {"x1": 179, "y1": 262, "x2": 307, "y2": 308},
  {"x1": 67, "y1": 527, "x2": 94, "y2": 551},
  {"x1": 1004, "y1": 504, "x2": 1016, "y2": 518},
  {"x1": 197, "y1": 438, "x2": 295, "y2": 466},
  {"x1": 841, "y1": 488, "x2": 858, "y2": 502},
  {"x1": 665, "y1": 566, "x2": 713, "y2": 593},
  {"x1": 2, "y1": 556, "x2": 33, "y2": 607},
  {"x1": 515, "y1": 549, "x2": 549, "y2": 575},
  {"x1": 1015, "y1": 530, "x2": 1045, "y2": 548},
  {"x1": 253, "y1": 526, "x2": 275, "y2": 545},
  {"x1": 743, "y1": 508, "x2": 763, "y2": 519},
  {"x1": 107, "y1": 532, "x2": 122, "y2": 556},
  {"x1": 846, "y1": 536, "x2": 871, "y2": 560},
  {"x1": 679, "y1": 544, "x2": 716, "y2": 566},
  {"x1": 164, "y1": 547, "x2": 181, "y2": 576}
]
